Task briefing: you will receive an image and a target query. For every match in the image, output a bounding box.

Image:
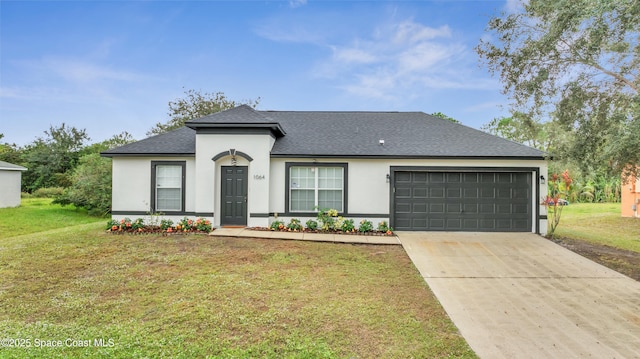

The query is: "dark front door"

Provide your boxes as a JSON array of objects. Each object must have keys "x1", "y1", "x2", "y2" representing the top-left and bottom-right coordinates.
[{"x1": 221, "y1": 166, "x2": 248, "y2": 226}]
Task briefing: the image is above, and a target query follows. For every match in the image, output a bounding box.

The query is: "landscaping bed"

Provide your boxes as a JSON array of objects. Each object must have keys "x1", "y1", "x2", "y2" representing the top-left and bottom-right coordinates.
[
  {"x1": 106, "y1": 217, "x2": 213, "y2": 234},
  {"x1": 262, "y1": 209, "x2": 396, "y2": 236}
]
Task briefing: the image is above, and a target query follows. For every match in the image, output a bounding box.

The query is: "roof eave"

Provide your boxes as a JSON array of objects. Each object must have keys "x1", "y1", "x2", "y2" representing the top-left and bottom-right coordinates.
[
  {"x1": 185, "y1": 122, "x2": 286, "y2": 137},
  {"x1": 100, "y1": 152, "x2": 195, "y2": 158},
  {"x1": 270, "y1": 154, "x2": 547, "y2": 160}
]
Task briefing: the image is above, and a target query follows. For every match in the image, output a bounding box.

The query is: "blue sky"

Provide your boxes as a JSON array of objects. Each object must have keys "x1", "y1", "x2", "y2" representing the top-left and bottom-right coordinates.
[{"x1": 1, "y1": 0, "x2": 518, "y2": 146}]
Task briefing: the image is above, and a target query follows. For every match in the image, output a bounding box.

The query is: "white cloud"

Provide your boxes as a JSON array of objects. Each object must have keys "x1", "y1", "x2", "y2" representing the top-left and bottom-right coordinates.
[
  {"x1": 393, "y1": 22, "x2": 451, "y2": 44},
  {"x1": 289, "y1": 0, "x2": 307, "y2": 8},
  {"x1": 504, "y1": 0, "x2": 526, "y2": 14},
  {"x1": 258, "y1": 15, "x2": 496, "y2": 101},
  {"x1": 332, "y1": 47, "x2": 377, "y2": 64},
  {"x1": 312, "y1": 19, "x2": 491, "y2": 99}
]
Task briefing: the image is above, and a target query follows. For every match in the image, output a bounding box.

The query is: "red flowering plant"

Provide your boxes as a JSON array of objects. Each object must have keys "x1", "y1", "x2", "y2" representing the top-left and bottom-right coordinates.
[{"x1": 541, "y1": 169, "x2": 573, "y2": 238}]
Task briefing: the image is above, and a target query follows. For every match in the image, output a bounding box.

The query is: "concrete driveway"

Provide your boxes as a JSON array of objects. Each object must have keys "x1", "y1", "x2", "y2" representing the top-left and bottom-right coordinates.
[{"x1": 398, "y1": 232, "x2": 640, "y2": 359}]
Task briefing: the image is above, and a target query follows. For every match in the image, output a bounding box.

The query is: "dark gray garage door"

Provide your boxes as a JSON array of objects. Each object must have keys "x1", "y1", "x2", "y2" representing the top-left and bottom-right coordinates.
[{"x1": 393, "y1": 171, "x2": 532, "y2": 231}]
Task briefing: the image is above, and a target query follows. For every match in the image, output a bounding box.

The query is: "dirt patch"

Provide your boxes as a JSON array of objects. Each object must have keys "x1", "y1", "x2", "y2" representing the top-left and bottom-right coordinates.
[{"x1": 549, "y1": 237, "x2": 640, "y2": 281}]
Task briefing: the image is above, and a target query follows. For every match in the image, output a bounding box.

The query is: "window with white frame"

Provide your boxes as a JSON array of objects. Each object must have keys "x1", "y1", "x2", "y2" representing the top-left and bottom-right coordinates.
[
  {"x1": 152, "y1": 162, "x2": 184, "y2": 212},
  {"x1": 289, "y1": 165, "x2": 344, "y2": 212}
]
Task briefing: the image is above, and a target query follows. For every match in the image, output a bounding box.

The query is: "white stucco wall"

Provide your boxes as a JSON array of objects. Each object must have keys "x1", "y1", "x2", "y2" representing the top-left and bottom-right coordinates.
[
  {"x1": 271, "y1": 158, "x2": 548, "y2": 233},
  {"x1": 0, "y1": 170, "x2": 23, "y2": 208},
  {"x1": 111, "y1": 150, "x2": 548, "y2": 233},
  {"x1": 111, "y1": 156, "x2": 196, "y2": 214}
]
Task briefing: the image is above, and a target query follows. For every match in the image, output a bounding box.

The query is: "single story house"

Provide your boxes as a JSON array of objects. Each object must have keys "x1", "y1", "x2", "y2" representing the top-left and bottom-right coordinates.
[
  {"x1": 0, "y1": 160, "x2": 27, "y2": 208},
  {"x1": 622, "y1": 170, "x2": 639, "y2": 218},
  {"x1": 102, "y1": 105, "x2": 549, "y2": 233}
]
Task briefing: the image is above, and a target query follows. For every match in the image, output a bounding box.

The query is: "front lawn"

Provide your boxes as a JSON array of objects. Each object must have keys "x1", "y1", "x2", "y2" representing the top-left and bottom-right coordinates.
[
  {"x1": 0, "y1": 222, "x2": 474, "y2": 358},
  {"x1": 553, "y1": 203, "x2": 640, "y2": 253},
  {"x1": 0, "y1": 198, "x2": 103, "y2": 238}
]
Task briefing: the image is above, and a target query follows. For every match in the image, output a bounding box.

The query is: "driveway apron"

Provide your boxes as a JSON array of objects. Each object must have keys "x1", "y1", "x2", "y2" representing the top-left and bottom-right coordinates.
[{"x1": 398, "y1": 232, "x2": 640, "y2": 359}]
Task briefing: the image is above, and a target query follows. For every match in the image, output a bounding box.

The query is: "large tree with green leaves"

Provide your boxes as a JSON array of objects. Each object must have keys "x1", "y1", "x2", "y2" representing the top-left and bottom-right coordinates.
[
  {"x1": 21, "y1": 124, "x2": 90, "y2": 191},
  {"x1": 477, "y1": 0, "x2": 639, "y2": 178},
  {"x1": 54, "y1": 132, "x2": 136, "y2": 215},
  {"x1": 147, "y1": 89, "x2": 260, "y2": 136}
]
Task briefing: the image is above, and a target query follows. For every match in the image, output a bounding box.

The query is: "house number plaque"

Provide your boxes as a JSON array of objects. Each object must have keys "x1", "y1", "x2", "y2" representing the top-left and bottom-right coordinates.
[{"x1": 253, "y1": 174, "x2": 266, "y2": 180}]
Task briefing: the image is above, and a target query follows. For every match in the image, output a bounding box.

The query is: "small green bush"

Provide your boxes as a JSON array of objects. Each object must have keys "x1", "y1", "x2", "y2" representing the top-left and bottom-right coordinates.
[
  {"x1": 269, "y1": 220, "x2": 285, "y2": 230},
  {"x1": 33, "y1": 187, "x2": 65, "y2": 198},
  {"x1": 358, "y1": 220, "x2": 374, "y2": 233},
  {"x1": 341, "y1": 219, "x2": 355, "y2": 232},
  {"x1": 287, "y1": 218, "x2": 303, "y2": 231},
  {"x1": 377, "y1": 221, "x2": 393, "y2": 233},
  {"x1": 160, "y1": 219, "x2": 174, "y2": 230},
  {"x1": 305, "y1": 219, "x2": 318, "y2": 231}
]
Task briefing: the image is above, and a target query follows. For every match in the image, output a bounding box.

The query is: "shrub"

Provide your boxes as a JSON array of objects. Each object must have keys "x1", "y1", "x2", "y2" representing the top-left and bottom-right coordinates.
[
  {"x1": 358, "y1": 220, "x2": 374, "y2": 233},
  {"x1": 316, "y1": 208, "x2": 339, "y2": 231},
  {"x1": 305, "y1": 219, "x2": 318, "y2": 231},
  {"x1": 160, "y1": 219, "x2": 174, "y2": 230},
  {"x1": 194, "y1": 218, "x2": 212, "y2": 232},
  {"x1": 131, "y1": 218, "x2": 145, "y2": 231},
  {"x1": 287, "y1": 218, "x2": 303, "y2": 231},
  {"x1": 176, "y1": 217, "x2": 195, "y2": 232},
  {"x1": 341, "y1": 219, "x2": 355, "y2": 232},
  {"x1": 377, "y1": 221, "x2": 392, "y2": 232},
  {"x1": 269, "y1": 220, "x2": 285, "y2": 231},
  {"x1": 33, "y1": 187, "x2": 65, "y2": 198}
]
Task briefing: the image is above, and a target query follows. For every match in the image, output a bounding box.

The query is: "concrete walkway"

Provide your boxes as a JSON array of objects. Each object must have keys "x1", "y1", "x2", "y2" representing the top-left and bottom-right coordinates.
[
  {"x1": 211, "y1": 227, "x2": 400, "y2": 245},
  {"x1": 398, "y1": 232, "x2": 640, "y2": 359}
]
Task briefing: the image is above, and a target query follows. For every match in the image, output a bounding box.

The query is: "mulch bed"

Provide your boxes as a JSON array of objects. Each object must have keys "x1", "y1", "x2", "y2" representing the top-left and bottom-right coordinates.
[
  {"x1": 548, "y1": 236, "x2": 640, "y2": 282},
  {"x1": 107, "y1": 227, "x2": 214, "y2": 235},
  {"x1": 247, "y1": 227, "x2": 395, "y2": 236}
]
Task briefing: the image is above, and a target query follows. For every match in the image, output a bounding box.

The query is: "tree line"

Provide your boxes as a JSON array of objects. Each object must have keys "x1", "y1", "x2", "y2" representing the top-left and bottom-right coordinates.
[{"x1": 0, "y1": 90, "x2": 258, "y2": 215}]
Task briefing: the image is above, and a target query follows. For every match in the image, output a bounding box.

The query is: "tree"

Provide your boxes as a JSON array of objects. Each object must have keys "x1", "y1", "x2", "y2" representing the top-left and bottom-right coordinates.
[
  {"x1": 476, "y1": 0, "x2": 639, "y2": 178},
  {"x1": 481, "y1": 112, "x2": 563, "y2": 152},
  {"x1": 147, "y1": 89, "x2": 260, "y2": 135},
  {"x1": 54, "y1": 132, "x2": 137, "y2": 215},
  {"x1": 430, "y1": 112, "x2": 460, "y2": 123},
  {"x1": 53, "y1": 153, "x2": 112, "y2": 216},
  {"x1": 0, "y1": 134, "x2": 23, "y2": 166},
  {"x1": 21, "y1": 124, "x2": 90, "y2": 191}
]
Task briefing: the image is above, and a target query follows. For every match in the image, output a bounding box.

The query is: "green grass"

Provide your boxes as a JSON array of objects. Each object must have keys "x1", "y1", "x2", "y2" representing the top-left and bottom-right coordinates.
[
  {"x1": 0, "y1": 202, "x2": 475, "y2": 358},
  {"x1": 554, "y1": 203, "x2": 640, "y2": 253},
  {"x1": 0, "y1": 198, "x2": 104, "y2": 238}
]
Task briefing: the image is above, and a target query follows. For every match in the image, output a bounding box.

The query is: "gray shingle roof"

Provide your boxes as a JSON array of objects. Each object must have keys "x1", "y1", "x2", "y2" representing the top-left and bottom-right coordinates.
[
  {"x1": 0, "y1": 161, "x2": 27, "y2": 171},
  {"x1": 101, "y1": 126, "x2": 195, "y2": 156},
  {"x1": 102, "y1": 105, "x2": 546, "y2": 159}
]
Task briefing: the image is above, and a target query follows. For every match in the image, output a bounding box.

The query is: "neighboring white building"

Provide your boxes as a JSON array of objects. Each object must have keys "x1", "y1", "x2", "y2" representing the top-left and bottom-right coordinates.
[
  {"x1": 0, "y1": 161, "x2": 27, "y2": 208},
  {"x1": 102, "y1": 105, "x2": 549, "y2": 234}
]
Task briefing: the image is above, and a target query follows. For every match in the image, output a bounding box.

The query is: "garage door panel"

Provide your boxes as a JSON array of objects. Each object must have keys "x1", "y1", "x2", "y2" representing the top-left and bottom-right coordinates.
[
  {"x1": 395, "y1": 202, "x2": 411, "y2": 213},
  {"x1": 396, "y1": 188, "x2": 411, "y2": 197},
  {"x1": 413, "y1": 188, "x2": 428, "y2": 198},
  {"x1": 463, "y1": 203, "x2": 478, "y2": 213},
  {"x1": 464, "y1": 187, "x2": 479, "y2": 198},
  {"x1": 430, "y1": 203, "x2": 445, "y2": 213},
  {"x1": 463, "y1": 173, "x2": 479, "y2": 183},
  {"x1": 430, "y1": 188, "x2": 445, "y2": 198},
  {"x1": 429, "y1": 173, "x2": 445, "y2": 182},
  {"x1": 447, "y1": 188, "x2": 462, "y2": 198},
  {"x1": 394, "y1": 171, "x2": 532, "y2": 232},
  {"x1": 396, "y1": 172, "x2": 411, "y2": 182},
  {"x1": 447, "y1": 173, "x2": 462, "y2": 182},
  {"x1": 429, "y1": 218, "x2": 445, "y2": 229},
  {"x1": 446, "y1": 203, "x2": 461, "y2": 213},
  {"x1": 412, "y1": 203, "x2": 427, "y2": 213}
]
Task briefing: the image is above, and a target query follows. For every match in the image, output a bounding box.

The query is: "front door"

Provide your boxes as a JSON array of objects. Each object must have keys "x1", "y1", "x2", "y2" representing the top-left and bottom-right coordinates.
[{"x1": 221, "y1": 166, "x2": 248, "y2": 226}]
